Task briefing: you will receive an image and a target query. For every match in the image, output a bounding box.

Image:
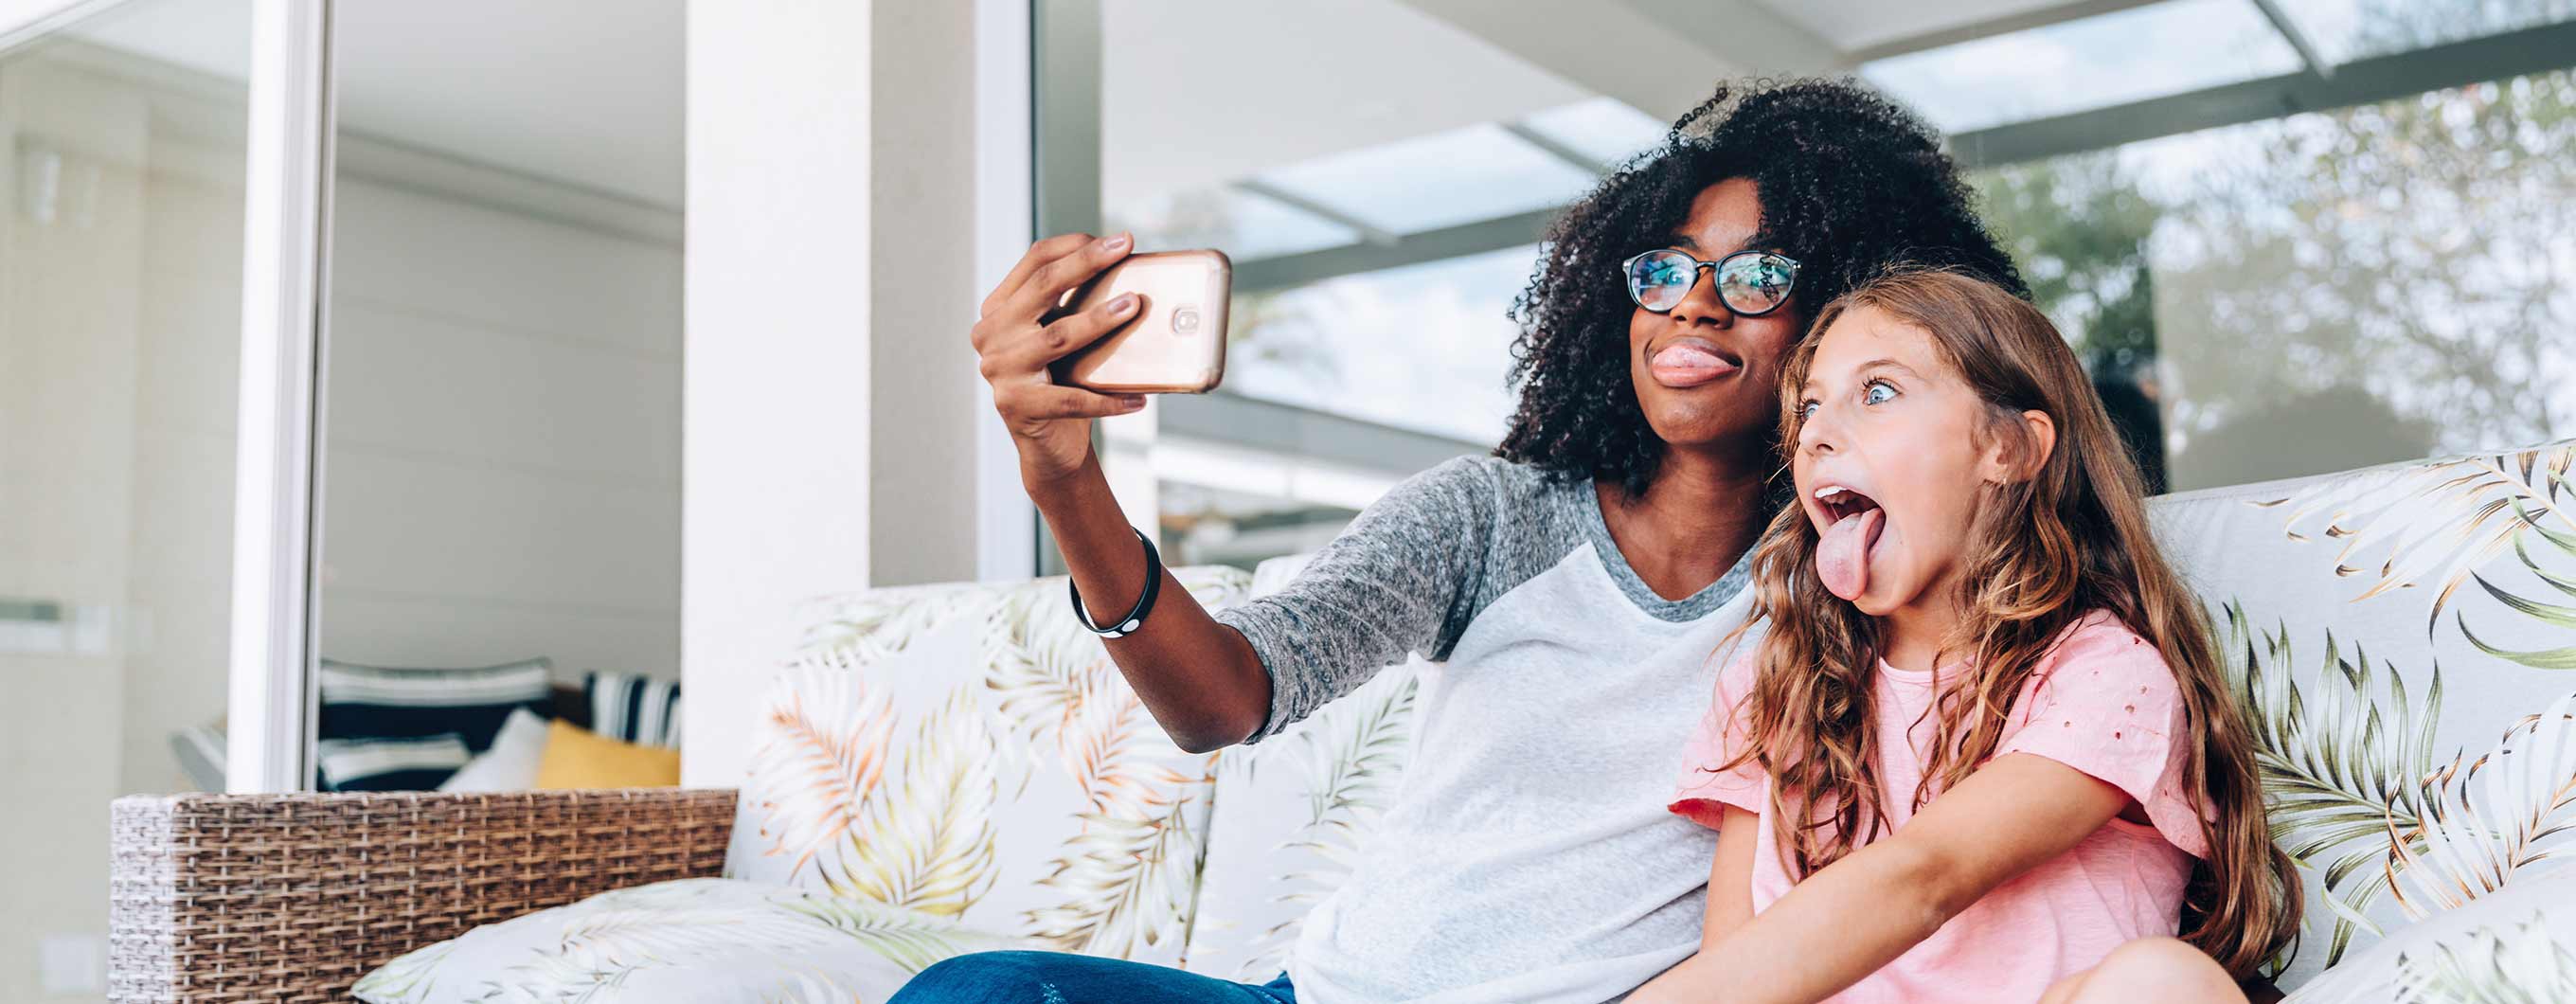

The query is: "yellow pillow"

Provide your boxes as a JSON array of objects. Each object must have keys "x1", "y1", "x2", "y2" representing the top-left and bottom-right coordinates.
[{"x1": 534, "y1": 720, "x2": 681, "y2": 789}]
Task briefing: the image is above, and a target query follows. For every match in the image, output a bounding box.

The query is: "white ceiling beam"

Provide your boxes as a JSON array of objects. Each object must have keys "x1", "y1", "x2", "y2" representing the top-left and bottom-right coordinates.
[
  {"x1": 1845, "y1": 0, "x2": 2165, "y2": 63},
  {"x1": 1499, "y1": 121, "x2": 1612, "y2": 174},
  {"x1": 1621, "y1": 0, "x2": 1845, "y2": 74},
  {"x1": 1392, "y1": 0, "x2": 1754, "y2": 121},
  {"x1": 1233, "y1": 179, "x2": 1403, "y2": 247}
]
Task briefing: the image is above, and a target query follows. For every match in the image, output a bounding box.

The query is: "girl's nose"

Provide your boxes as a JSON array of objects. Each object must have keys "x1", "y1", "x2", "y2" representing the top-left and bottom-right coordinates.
[{"x1": 1799, "y1": 405, "x2": 1840, "y2": 455}]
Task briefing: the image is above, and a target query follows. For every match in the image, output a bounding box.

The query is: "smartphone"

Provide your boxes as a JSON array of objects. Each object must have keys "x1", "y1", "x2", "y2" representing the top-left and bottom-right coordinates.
[{"x1": 1047, "y1": 249, "x2": 1229, "y2": 394}]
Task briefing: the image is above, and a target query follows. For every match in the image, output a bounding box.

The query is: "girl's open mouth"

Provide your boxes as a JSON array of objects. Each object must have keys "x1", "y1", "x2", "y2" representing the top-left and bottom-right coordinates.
[{"x1": 1814, "y1": 484, "x2": 1886, "y2": 601}]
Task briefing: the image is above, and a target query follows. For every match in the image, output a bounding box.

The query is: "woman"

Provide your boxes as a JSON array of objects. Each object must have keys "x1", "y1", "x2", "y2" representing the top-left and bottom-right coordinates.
[{"x1": 895, "y1": 79, "x2": 2027, "y2": 1004}]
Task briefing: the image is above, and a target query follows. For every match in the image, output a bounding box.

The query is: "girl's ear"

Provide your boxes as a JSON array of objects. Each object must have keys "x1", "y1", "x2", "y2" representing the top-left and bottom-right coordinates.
[{"x1": 1979, "y1": 409, "x2": 2057, "y2": 484}]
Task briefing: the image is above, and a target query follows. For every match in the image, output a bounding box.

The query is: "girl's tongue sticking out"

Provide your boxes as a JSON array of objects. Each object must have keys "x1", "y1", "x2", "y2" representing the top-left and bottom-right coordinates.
[{"x1": 1814, "y1": 489, "x2": 1884, "y2": 601}]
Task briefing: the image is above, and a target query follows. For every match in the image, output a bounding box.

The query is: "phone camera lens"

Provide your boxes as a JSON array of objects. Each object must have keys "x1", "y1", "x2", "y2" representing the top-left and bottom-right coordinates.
[{"x1": 1172, "y1": 308, "x2": 1201, "y2": 334}]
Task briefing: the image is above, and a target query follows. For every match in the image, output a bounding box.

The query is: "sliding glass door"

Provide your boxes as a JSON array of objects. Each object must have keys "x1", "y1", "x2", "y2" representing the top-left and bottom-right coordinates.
[{"x1": 0, "y1": 0, "x2": 261, "y2": 997}]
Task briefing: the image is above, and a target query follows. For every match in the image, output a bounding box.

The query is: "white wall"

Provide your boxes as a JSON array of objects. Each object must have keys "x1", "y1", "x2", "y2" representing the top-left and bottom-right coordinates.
[
  {"x1": 317, "y1": 171, "x2": 683, "y2": 683},
  {"x1": 682, "y1": 0, "x2": 994, "y2": 787}
]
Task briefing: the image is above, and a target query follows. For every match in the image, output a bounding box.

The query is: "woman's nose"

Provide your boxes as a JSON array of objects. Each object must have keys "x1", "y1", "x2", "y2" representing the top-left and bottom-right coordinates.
[{"x1": 1667, "y1": 266, "x2": 1733, "y2": 328}]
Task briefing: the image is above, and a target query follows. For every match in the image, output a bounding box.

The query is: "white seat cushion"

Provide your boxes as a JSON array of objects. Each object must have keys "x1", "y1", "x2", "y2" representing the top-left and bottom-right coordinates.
[
  {"x1": 352, "y1": 878, "x2": 1036, "y2": 1004},
  {"x1": 2281, "y1": 864, "x2": 2576, "y2": 1003}
]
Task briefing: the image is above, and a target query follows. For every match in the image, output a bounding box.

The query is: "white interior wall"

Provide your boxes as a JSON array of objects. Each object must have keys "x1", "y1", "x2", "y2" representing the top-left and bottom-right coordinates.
[{"x1": 683, "y1": 0, "x2": 993, "y2": 788}]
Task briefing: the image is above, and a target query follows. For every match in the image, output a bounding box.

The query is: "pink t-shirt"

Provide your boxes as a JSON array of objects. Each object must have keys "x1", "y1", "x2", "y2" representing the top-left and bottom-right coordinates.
[{"x1": 1668, "y1": 612, "x2": 2208, "y2": 1004}]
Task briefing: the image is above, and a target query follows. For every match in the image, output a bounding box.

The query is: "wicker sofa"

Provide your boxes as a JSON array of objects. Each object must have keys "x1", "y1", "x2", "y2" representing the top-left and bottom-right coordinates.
[{"x1": 109, "y1": 439, "x2": 2576, "y2": 1002}]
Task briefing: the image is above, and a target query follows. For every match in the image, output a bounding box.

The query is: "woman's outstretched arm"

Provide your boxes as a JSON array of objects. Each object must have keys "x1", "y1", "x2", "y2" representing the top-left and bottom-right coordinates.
[{"x1": 974, "y1": 233, "x2": 1272, "y2": 753}]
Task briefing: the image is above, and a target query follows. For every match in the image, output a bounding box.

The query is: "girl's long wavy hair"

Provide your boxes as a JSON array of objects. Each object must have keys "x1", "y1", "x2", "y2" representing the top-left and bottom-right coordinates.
[{"x1": 1715, "y1": 268, "x2": 2301, "y2": 976}]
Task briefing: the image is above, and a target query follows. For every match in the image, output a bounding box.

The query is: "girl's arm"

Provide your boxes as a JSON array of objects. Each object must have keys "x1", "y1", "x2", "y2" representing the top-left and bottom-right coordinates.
[
  {"x1": 1633, "y1": 753, "x2": 2131, "y2": 1004},
  {"x1": 1698, "y1": 805, "x2": 1759, "y2": 948}
]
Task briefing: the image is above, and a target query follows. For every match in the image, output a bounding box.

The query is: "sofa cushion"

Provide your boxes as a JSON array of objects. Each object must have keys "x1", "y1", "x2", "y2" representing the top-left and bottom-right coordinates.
[
  {"x1": 534, "y1": 720, "x2": 681, "y2": 789},
  {"x1": 585, "y1": 671, "x2": 683, "y2": 748},
  {"x1": 2151, "y1": 439, "x2": 2576, "y2": 987},
  {"x1": 318, "y1": 656, "x2": 554, "y2": 753},
  {"x1": 438, "y1": 708, "x2": 551, "y2": 792},
  {"x1": 721, "y1": 566, "x2": 1250, "y2": 970},
  {"x1": 315, "y1": 733, "x2": 474, "y2": 792},
  {"x1": 351, "y1": 878, "x2": 1034, "y2": 1004},
  {"x1": 2278, "y1": 863, "x2": 2576, "y2": 1004}
]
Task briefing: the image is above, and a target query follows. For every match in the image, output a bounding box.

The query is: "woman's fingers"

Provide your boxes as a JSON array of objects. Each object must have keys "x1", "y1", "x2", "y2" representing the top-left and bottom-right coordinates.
[
  {"x1": 1004, "y1": 231, "x2": 1134, "y2": 323},
  {"x1": 1002, "y1": 383, "x2": 1147, "y2": 421},
  {"x1": 1010, "y1": 292, "x2": 1142, "y2": 368},
  {"x1": 981, "y1": 232, "x2": 1097, "y2": 321}
]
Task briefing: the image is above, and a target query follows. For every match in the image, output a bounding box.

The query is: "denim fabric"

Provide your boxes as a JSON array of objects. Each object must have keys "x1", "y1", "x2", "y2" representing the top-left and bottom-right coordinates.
[{"x1": 888, "y1": 951, "x2": 1296, "y2": 1004}]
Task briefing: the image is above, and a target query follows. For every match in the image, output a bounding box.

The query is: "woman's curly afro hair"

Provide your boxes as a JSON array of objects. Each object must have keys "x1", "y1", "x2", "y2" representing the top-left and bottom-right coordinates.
[{"x1": 1496, "y1": 78, "x2": 2029, "y2": 499}]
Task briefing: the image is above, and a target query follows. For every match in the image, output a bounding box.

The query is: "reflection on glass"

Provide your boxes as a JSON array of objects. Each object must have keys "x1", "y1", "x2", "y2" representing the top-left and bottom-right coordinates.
[
  {"x1": 1975, "y1": 68, "x2": 2576, "y2": 493},
  {"x1": 1519, "y1": 97, "x2": 1668, "y2": 169},
  {"x1": 1255, "y1": 122, "x2": 1598, "y2": 235},
  {"x1": 2, "y1": 0, "x2": 251, "y2": 996},
  {"x1": 1864, "y1": 0, "x2": 2302, "y2": 133},
  {"x1": 1227, "y1": 244, "x2": 1538, "y2": 445},
  {"x1": 1107, "y1": 186, "x2": 1357, "y2": 261},
  {"x1": 312, "y1": 3, "x2": 684, "y2": 792},
  {"x1": 1159, "y1": 481, "x2": 1359, "y2": 572},
  {"x1": 2271, "y1": 0, "x2": 2576, "y2": 63}
]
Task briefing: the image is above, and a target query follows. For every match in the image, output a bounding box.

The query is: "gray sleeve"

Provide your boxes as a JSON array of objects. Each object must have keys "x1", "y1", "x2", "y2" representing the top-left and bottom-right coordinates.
[{"x1": 1214, "y1": 455, "x2": 1497, "y2": 746}]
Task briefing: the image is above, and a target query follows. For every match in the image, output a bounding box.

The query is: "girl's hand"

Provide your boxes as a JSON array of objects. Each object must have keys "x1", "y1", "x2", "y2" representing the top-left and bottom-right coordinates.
[{"x1": 972, "y1": 232, "x2": 1148, "y2": 485}]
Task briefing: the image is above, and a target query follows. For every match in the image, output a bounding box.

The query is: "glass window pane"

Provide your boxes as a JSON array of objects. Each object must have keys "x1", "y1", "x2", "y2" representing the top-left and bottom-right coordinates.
[
  {"x1": 1863, "y1": 0, "x2": 2305, "y2": 133},
  {"x1": 2271, "y1": 0, "x2": 2576, "y2": 63},
  {"x1": 1519, "y1": 97, "x2": 1667, "y2": 169},
  {"x1": 1973, "y1": 68, "x2": 2576, "y2": 493},
  {"x1": 1108, "y1": 186, "x2": 1359, "y2": 261},
  {"x1": 1159, "y1": 479, "x2": 1361, "y2": 571},
  {"x1": 1254, "y1": 122, "x2": 1599, "y2": 236},
  {"x1": 311, "y1": 3, "x2": 685, "y2": 790},
  {"x1": 2, "y1": 0, "x2": 252, "y2": 995},
  {"x1": 1225, "y1": 245, "x2": 1534, "y2": 444}
]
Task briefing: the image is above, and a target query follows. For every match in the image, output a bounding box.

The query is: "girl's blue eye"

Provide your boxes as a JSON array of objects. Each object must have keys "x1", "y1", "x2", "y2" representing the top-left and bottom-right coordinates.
[
  {"x1": 1863, "y1": 380, "x2": 1897, "y2": 405},
  {"x1": 1797, "y1": 400, "x2": 1819, "y2": 419}
]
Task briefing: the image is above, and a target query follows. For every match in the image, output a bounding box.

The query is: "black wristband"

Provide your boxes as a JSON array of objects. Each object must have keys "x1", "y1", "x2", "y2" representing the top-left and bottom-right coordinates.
[{"x1": 1068, "y1": 528, "x2": 1163, "y2": 638}]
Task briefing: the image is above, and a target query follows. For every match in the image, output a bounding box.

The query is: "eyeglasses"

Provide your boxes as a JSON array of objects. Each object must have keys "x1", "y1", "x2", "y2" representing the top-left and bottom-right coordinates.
[{"x1": 1620, "y1": 248, "x2": 1800, "y2": 317}]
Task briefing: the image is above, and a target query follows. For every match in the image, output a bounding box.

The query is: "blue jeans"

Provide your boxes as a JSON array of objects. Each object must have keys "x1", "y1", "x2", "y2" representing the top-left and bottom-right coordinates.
[{"x1": 887, "y1": 951, "x2": 1297, "y2": 1004}]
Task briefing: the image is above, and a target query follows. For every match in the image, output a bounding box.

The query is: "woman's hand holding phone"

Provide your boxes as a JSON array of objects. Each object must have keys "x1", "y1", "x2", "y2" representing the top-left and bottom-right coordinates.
[{"x1": 972, "y1": 232, "x2": 1149, "y2": 485}]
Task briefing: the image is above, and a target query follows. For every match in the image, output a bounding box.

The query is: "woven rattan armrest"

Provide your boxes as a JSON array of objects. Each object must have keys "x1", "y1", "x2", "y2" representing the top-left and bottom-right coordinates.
[{"x1": 108, "y1": 787, "x2": 738, "y2": 1004}]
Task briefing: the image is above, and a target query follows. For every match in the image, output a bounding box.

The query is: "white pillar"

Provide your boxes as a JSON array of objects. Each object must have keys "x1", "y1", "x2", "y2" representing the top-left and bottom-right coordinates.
[{"x1": 681, "y1": 0, "x2": 1013, "y2": 786}]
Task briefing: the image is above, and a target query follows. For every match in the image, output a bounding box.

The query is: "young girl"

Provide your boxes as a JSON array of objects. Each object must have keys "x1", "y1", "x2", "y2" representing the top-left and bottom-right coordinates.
[{"x1": 1636, "y1": 269, "x2": 2301, "y2": 1004}]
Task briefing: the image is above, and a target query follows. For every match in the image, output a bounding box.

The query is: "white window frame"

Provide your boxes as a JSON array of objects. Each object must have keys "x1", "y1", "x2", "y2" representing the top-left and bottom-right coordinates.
[{"x1": 973, "y1": 0, "x2": 1039, "y2": 579}]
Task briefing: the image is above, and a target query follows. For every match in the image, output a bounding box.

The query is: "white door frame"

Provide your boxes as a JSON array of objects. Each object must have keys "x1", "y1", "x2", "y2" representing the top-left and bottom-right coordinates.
[{"x1": 226, "y1": 0, "x2": 333, "y2": 793}]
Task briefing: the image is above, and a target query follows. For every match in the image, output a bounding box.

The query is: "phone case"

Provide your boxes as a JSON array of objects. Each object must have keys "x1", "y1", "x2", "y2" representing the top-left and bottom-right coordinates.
[{"x1": 1049, "y1": 249, "x2": 1230, "y2": 394}]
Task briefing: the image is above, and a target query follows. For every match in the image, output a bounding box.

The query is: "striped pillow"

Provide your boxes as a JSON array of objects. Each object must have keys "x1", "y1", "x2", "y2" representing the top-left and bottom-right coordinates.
[
  {"x1": 318, "y1": 657, "x2": 553, "y2": 752},
  {"x1": 584, "y1": 672, "x2": 681, "y2": 748},
  {"x1": 316, "y1": 733, "x2": 474, "y2": 791}
]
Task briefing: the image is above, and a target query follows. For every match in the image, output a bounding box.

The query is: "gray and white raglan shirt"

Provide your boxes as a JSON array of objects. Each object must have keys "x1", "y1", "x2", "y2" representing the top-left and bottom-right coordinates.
[{"x1": 1211, "y1": 454, "x2": 1761, "y2": 1004}]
